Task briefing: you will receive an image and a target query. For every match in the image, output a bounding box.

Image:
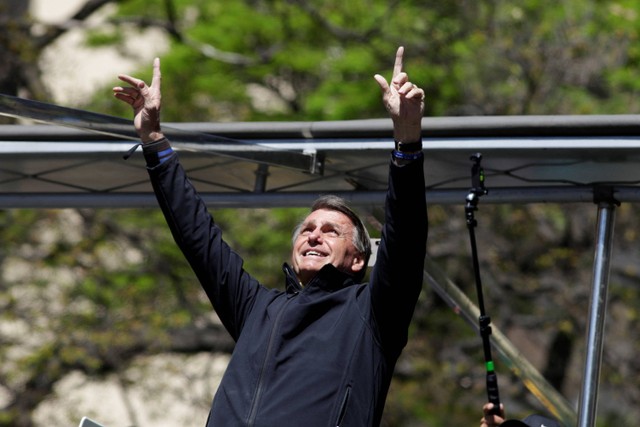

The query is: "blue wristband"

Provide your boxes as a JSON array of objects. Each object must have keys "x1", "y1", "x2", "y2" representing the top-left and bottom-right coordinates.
[
  {"x1": 142, "y1": 138, "x2": 173, "y2": 166},
  {"x1": 392, "y1": 149, "x2": 423, "y2": 161},
  {"x1": 157, "y1": 147, "x2": 174, "y2": 163}
]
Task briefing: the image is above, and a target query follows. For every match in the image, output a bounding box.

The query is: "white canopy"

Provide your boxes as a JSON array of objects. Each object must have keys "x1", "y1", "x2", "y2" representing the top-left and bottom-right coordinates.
[{"x1": 1, "y1": 113, "x2": 640, "y2": 208}]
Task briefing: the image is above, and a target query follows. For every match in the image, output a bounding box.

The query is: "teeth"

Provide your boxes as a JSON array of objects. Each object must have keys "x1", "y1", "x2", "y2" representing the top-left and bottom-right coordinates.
[{"x1": 306, "y1": 251, "x2": 322, "y2": 257}]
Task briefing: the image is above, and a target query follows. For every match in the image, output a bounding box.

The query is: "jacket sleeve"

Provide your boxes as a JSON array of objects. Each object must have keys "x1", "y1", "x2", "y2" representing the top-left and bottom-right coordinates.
[
  {"x1": 146, "y1": 150, "x2": 260, "y2": 341},
  {"x1": 369, "y1": 154, "x2": 428, "y2": 358}
]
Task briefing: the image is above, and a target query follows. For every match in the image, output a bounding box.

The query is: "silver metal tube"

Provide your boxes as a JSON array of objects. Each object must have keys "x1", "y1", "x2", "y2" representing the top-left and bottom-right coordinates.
[
  {"x1": 2, "y1": 186, "x2": 640, "y2": 209},
  {"x1": 577, "y1": 203, "x2": 616, "y2": 427}
]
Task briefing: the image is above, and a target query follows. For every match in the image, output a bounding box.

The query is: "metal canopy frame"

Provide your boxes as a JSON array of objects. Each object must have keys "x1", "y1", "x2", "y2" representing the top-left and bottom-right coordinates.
[{"x1": 2, "y1": 112, "x2": 640, "y2": 426}]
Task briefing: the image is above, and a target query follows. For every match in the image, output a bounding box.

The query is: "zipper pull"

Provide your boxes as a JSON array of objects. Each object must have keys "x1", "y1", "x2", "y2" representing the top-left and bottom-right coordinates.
[{"x1": 123, "y1": 142, "x2": 142, "y2": 160}]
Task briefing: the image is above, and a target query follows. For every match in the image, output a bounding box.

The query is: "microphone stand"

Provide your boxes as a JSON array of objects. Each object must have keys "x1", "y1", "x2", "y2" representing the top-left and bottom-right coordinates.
[{"x1": 465, "y1": 153, "x2": 501, "y2": 414}]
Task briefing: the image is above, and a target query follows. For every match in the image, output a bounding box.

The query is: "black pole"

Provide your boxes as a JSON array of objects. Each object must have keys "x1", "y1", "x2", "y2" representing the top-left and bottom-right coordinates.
[{"x1": 465, "y1": 153, "x2": 501, "y2": 413}]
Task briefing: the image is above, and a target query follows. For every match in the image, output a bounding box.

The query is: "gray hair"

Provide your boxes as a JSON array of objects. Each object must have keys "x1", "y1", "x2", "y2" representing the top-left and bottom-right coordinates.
[{"x1": 293, "y1": 195, "x2": 372, "y2": 282}]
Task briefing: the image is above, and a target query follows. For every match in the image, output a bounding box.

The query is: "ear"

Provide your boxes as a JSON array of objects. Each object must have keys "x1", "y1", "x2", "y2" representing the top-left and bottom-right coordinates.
[{"x1": 350, "y1": 255, "x2": 366, "y2": 274}]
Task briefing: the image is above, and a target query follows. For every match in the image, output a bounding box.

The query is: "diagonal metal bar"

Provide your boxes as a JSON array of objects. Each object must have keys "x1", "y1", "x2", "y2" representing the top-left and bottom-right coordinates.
[
  {"x1": 0, "y1": 94, "x2": 321, "y2": 174},
  {"x1": 424, "y1": 256, "x2": 577, "y2": 427}
]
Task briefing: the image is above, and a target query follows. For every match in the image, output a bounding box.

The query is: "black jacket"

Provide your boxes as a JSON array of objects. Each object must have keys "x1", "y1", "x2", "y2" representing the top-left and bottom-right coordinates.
[{"x1": 147, "y1": 148, "x2": 427, "y2": 427}]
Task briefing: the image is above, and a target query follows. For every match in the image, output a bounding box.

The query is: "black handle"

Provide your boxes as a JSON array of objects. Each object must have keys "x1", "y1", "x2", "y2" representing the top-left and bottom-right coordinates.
[{"x1": 486, "y1": 369, "x2": 501, "y2": 414}]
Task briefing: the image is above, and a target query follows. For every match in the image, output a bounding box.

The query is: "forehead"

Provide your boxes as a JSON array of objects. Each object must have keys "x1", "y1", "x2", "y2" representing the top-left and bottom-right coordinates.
[{"x1": 302, "y1": 208, "x2": 354, "y2": 228}]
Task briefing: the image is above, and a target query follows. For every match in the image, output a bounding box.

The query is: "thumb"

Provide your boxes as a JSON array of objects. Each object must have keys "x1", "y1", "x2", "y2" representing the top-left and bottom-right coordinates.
[{"x1": 374, "y1": 74, "x2": 390, "y2": 94}]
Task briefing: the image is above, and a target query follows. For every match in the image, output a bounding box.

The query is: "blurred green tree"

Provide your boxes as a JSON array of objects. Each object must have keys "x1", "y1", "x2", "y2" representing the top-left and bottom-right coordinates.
[{"x1": 2, "y1": 1, "x2": 640, "y2": 426}]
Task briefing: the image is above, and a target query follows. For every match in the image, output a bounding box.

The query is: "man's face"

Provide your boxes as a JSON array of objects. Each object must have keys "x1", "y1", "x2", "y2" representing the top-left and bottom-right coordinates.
[{"x1": 291, "y1": 208, "x2": 365, "y2": 285}]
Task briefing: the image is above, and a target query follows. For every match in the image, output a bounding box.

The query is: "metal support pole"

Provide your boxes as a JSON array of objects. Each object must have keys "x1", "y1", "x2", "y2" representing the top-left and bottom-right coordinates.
[
  {"x1": 254, "y1": 163, "x2": 270, "y2": 193},
  {"x1": 577, "y1": 200, "x2": 616, "y2": 427}
]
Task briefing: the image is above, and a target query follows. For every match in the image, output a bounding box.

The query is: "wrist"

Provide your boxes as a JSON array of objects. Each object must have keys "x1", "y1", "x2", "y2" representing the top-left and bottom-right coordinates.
[
  {"x1": 141, "y1": 131, "x2": 165, "y2": 144},
  {"x1": 392, "y1": 122, "x2": 422, "y2": 145}
]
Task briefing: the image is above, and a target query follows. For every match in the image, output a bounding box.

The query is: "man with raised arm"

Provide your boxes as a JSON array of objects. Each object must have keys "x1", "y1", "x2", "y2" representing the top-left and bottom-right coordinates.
[{"x1": 113, "y1": 46, "x2": 427, "y2": 427}]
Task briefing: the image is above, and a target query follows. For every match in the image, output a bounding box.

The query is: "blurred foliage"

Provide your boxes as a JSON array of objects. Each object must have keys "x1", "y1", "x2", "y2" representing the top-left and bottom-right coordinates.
[
  {"x1": 90, "y1": 0, "x2": 640, "y2": 122},
  {"x1": 212, "y1": 207, "x2": 307, "y2": 288}
]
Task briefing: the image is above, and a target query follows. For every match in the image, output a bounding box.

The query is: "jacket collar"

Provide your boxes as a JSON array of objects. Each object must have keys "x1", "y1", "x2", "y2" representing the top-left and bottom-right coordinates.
[{"x1": 282, "y1": 263, "x2": 357, "y2": 294}]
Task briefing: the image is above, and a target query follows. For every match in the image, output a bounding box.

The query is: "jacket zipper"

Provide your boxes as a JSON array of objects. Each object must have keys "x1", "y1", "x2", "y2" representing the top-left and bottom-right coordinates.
[
  {"x1": 335, "y1": 385, "x2": 351, "y2": 427},
  {"x1": 246, "y1": 294, "x2": 296, "y2": 426}
]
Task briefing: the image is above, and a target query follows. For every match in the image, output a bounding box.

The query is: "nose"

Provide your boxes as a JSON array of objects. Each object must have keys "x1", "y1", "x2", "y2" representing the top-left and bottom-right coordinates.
[{"x1": 307, "y1": 227, "x2": 322, "y2": 243}]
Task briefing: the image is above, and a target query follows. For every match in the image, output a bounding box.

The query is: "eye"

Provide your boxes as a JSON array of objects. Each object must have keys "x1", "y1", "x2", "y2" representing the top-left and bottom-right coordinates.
[
  {"x1": 321, "y1": 225, "x2": 340, "y2": 237},
  {"x1": 299, "y1": 225, "x2": 314, "y2": 236}
]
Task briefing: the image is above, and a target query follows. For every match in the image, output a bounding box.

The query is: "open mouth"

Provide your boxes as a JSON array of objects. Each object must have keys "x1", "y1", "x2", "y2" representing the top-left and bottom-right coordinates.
[{"x1": 304, "y1": 250, "x2": 325, "y2": 257}]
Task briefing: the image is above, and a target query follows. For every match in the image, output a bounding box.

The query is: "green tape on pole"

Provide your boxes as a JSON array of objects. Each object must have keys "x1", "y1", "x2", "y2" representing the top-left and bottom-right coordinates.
[{"x1": 486, "y1": 361, "x2": 495, "y2": 371}]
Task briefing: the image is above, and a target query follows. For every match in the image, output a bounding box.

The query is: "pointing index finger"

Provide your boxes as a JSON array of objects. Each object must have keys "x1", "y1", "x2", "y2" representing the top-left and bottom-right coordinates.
[
  {"x1": 151, "y1": 57, "x2": 161, "y2": 90},
  {"x1": 393, "y1": 46, "x2": 405, "y2": 78}
]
